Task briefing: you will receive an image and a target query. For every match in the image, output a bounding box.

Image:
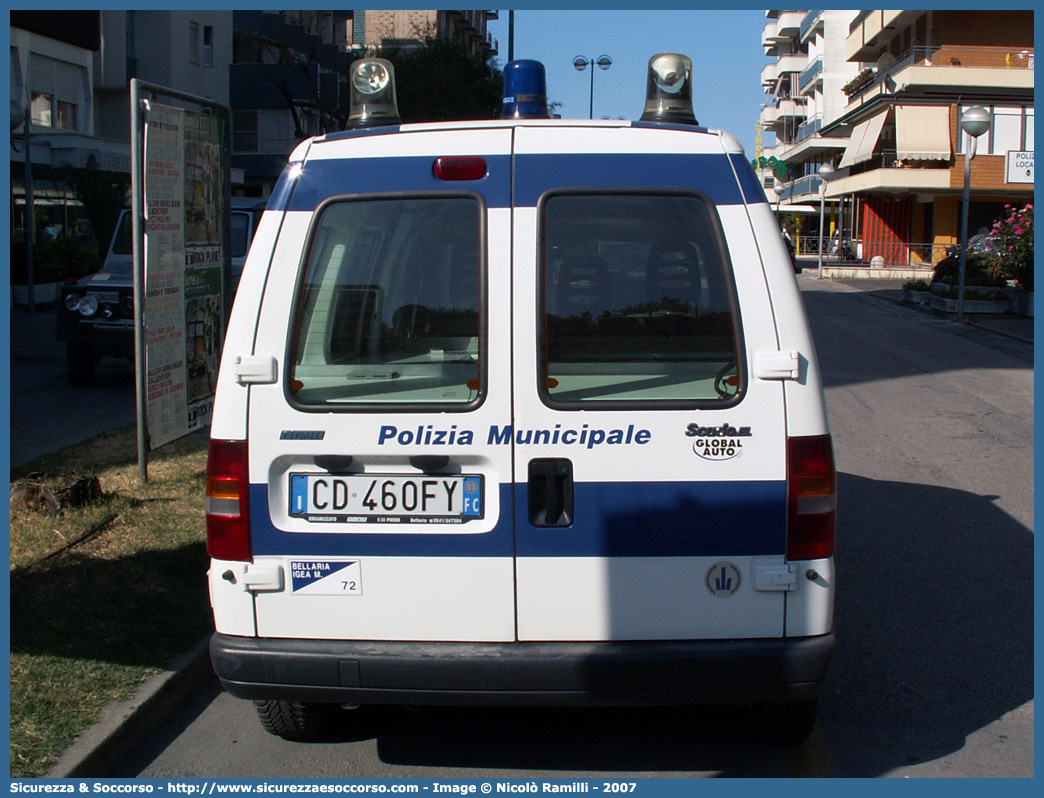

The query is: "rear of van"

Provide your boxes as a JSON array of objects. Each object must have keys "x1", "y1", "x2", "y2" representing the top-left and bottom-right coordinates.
[{"x1": 206, "y1": 56, "x2": 835, "y2": 743}]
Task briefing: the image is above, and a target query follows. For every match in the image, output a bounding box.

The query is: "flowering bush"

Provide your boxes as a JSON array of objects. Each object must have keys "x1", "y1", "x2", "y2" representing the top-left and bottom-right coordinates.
[{"x1": 987, "y1": 203, "x2": 1034, "y2": 291}]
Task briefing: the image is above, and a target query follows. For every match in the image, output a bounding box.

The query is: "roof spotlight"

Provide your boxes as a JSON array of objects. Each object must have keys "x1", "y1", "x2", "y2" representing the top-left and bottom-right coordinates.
[
  {"x1": 347, "y1": 58, "x2": 401, "y2": 129},
  {"x1": 640, "y1": 53, "x2": 698, "y2": 126}
]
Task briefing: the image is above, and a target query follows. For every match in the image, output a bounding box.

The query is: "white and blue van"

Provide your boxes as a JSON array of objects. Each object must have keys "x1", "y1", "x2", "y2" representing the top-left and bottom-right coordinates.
[{"x1": 206, "y1": 55, "x2": 836, "y2": 743}]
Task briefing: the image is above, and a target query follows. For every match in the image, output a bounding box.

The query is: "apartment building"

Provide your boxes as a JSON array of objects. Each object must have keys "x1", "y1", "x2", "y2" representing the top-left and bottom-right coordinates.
[
  {"x1": 94, "y1": 11, "x2": 232, "y2": 143},
  {"x1": 349, "y1": 10, "x2": 498, "y2": 56},
  {"x1": 11, "y1": 12, "x2": 105, "y2": 246},
  {"x1": 826, "y1": 9, "x2": 1034, "y2": 267},
  {"x1": 759, "y1": 9, "x2": 859, "y2": 242},
  {"x1": 10, "y1": 11, "x2": 233, "y2": 249},
  {"x1": 762, "y1": 9, "x2": 1034, "y2": 268}
]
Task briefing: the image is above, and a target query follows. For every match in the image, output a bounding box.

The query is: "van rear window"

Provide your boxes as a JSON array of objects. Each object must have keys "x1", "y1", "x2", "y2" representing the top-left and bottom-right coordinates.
[
  {"x1": 289, "y1": 195, "x2": 483, "y2": 408},
  {"x1": 540, "y1": 192, "x2": 742, "y2": 407}
]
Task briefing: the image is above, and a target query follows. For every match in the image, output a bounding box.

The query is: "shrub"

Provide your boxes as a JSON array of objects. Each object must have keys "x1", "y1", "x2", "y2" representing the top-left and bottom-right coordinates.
[
  {"x1": 930, "y1": 254, "x2": 1007, "y2": 288},
  {"x1": 903, "y1": 279, "x2": 931, "y2": 292},
  {"x1": 10, "y1": 237, "x2": 101, "y2": 285},
  {"x1": 842, "y1": 68, "x2": 875, "y2": 96},
  {"x1": 985, "y1": 203, "x2": 1033, "y2": 292}
]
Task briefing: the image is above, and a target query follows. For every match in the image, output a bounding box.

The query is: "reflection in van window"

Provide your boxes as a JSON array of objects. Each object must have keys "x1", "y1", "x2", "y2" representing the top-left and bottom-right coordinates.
[
  {"x1": 541, "y1": 193, "x2": 740, "y2": 405},
  {"x1": 290, "y1": 196, "x2": 482, "y2": 406}
]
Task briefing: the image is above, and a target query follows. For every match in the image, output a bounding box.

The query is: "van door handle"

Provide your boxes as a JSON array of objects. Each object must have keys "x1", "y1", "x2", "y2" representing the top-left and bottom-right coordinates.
[{"x1": 528, "y1": 458, "x2": 573, "y2": 527}]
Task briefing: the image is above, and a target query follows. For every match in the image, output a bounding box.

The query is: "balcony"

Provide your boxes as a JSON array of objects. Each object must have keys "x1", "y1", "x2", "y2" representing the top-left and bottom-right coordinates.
[
  {"x1": 826, "y1": 150, "x2": 952, "y2": 196},
  {"x1": 777, "y1": 53, "x2": 806, "y2": 75},
  {"x1": 799, "y1": 10, "x2": 823, "y2": 44},
  {"x1": 776, "y1": 10, "x2": 804, "y2": 37},
  {"x1": 846, "y1": 45, "x2": 1035, "y2": 102},
  {"x1": 778, "y1": 174, "x2": 824, "y2": 202},
  {"x1": 760, "y1": 104, "x2": 779, "y2": 127},
  {"x1": 777, "y1": 98, "x2": 808, "y2": 121},
  {"x1": 796, "y1": 114, "x2": 822, "y2": 142},
  {"x1": 761, "y1": 62, "x2": 779, "y2": 89},
  {"x1": 799, "y1": 56, "x2": 823, "y2": 93},
  {"x1": 846, "y1": 11, "x2": 923, "y2": 62},
  {"x1": 762, "y1": 21, "x2": 778, "y2": 51}
]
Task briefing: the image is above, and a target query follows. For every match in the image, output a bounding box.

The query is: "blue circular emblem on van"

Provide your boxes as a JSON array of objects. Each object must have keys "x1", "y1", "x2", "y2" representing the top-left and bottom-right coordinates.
[{"x1": 706, "y1": 562, "x2": 741, "y2": 598}]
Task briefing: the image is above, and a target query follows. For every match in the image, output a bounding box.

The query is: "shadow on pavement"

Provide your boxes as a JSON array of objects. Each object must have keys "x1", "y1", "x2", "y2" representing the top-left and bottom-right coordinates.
[{"x1": 236, "y1": 474, "x2": 1030, "y2": 777}]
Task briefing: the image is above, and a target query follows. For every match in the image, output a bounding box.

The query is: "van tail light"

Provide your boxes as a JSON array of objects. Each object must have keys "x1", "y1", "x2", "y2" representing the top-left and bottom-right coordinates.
[
  {"x1": 787, "y1": 435, "x2": 836, "y2": 561},
  {"x1": 206, "y1": 439, "x2": 252, "y2": 561}
]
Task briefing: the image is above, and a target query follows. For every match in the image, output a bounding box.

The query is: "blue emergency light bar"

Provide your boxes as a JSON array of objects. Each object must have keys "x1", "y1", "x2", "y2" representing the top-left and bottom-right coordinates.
[{"x1": 501, "y1": 60, "x2": 550, "y2": 120}]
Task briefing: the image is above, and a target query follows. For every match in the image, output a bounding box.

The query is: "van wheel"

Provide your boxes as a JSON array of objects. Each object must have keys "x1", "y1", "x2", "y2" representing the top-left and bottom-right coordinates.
[
  {"x1": 749, "y1": 699, "x2": 818, "y2": 745},
  {"x1": 66, "y1": 342, "x2": 96, "y2": 386},
  {"x1": 253, "y1": 699, "x2": 332, "y2": 741}
]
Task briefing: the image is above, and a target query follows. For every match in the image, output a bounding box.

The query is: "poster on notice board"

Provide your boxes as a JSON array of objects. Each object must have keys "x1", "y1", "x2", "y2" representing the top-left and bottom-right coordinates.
[{"x1": 143, "y1": 103, "x2": 224, "y2": 449}]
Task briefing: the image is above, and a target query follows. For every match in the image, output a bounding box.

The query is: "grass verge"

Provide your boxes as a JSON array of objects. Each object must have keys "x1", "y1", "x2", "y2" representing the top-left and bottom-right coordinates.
[{"x1": 9, "y1": 425, "x2": 214, "y2": 777}]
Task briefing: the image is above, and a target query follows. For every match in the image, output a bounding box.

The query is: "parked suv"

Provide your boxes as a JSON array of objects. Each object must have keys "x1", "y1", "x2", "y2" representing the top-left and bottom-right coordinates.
[{"x1": 57, "y1": 198, "x2": 265, "y2": 385}]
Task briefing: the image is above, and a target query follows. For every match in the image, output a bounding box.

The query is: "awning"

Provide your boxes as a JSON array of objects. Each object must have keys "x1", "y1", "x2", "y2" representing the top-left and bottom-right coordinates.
[
  {"x1": 838, "y1": 108, "x2": 890, "y2": 169},
  {"x1": 776, "y1": 204, "x2": 819, "y2": 214},
  {"x1": 895, "y1": 105, "x2": 952, "y2": 161}
]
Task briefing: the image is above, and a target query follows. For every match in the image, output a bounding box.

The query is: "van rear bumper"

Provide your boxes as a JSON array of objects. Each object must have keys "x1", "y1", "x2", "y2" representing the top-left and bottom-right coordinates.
[{"x1": 210, "y1": 632, "x2": 834, "y2": 707}]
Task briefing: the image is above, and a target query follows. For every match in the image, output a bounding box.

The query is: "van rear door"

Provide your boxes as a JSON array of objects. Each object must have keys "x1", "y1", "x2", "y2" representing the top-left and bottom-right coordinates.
[
  {"x1": 245, "y1": 128, "x2": 517, "y2": 642},
  {"x1": 510, "y1": 126, "x2": 789, "y2": 641}
]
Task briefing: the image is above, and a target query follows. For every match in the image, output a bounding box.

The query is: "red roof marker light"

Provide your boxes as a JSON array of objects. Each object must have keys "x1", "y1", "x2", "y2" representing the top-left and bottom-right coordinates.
[{"x1": 434, "y1": 156, "x2": 488, "y2": 181}]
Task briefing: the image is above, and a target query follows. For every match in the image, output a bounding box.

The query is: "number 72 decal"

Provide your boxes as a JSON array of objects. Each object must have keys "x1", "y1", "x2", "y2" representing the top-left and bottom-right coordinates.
[{"x1": 290, "y1": 560, "x2": 363, "y2": 595}]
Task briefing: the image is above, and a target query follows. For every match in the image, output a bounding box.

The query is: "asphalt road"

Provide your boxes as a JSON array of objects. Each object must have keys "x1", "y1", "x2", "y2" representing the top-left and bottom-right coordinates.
[
  {"x1": 9, "y1": 305, "x2": 136, "y2": 467},
  {"x1": 20, "y1": 276, "x2": 1036, "y2": 777}
]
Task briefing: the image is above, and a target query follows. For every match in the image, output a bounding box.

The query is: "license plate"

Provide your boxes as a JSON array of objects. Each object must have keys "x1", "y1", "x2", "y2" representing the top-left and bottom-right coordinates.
[
  {"x1": 88, "y1": 290, "x2": 120, "y2": 304},
  {"x1": 289, "y1": 474, "x2": 483, "y2": 524}
]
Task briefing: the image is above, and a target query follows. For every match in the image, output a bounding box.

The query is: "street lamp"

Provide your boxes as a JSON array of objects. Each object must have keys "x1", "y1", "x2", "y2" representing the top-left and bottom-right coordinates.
[
  {"x1": 957, "y1": 106, "x2": 991, "y2": 323},
  {"x1": 772, "y1": 181, "x2": 784, "y2": 218},
  {"x1": 11, "y1": 100, "x2": 35, "y2": 312},
  {"x1": 817, "y1": 163, "x2": 834, "y2": 278},
  {"x1": 573, "y1": 54, "x2": 612, "y2": 120}
]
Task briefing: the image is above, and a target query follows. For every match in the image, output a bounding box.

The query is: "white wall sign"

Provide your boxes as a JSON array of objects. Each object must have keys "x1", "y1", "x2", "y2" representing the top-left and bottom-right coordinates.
[{"x1": 1006, "y1": 151, "x2": 1034, "y2": 184}]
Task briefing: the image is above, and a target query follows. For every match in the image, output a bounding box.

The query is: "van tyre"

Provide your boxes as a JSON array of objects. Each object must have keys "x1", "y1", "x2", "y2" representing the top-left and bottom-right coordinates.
[
  {"x1": 253, "y1": 699, "x2": 332, "y2": 740},
  {"x1": 749, "y1": 698, "x2": 818, "y2": 745},
  {"x1": 66, "y1": 342, "x2": 96, "y2": 386}
]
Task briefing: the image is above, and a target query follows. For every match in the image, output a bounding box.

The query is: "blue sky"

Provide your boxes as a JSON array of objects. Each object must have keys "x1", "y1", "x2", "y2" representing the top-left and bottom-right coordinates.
[{"x1": 486, "y1": 9, "x2": 770, "y2": 156}]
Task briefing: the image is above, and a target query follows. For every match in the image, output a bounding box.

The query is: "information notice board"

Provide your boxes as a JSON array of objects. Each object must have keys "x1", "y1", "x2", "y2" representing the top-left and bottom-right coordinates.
[{"x1": 143, "y1": 103, "x2": 225, "y2": 449}]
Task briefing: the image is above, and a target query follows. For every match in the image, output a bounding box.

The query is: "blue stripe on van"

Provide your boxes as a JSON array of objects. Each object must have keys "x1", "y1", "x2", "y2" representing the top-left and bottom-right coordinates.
[
  {"x1": 249, "y1": 480, "x2": 785, "y2": 558},
  {"x1": 287, "y1": 155, "x2": 513, "y2": 212},
  {"x1": 512, "y1": 154, "x2": 745, "y2": 207},
  {"x1": 516, "y1": 479, "x2": 786, "y2": 558},
  {"x1": 729, "y1": 153, "x2": 769, "y2": 206}
]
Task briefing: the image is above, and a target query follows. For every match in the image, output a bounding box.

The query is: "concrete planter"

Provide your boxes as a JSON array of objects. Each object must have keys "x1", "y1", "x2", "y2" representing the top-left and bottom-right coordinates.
[
  {"x1": 929, "y1": 294, "x2": 1010, "y2": 314},
  {"x1": 11, "y1": 282, "x2": 61, "y2": 307},
  {"x1": 1008, "y1": 288, "x2": 1034, "y2": 318},
  {"x1": 903, "y1": 289, "x2": 931, "y2": 305}
]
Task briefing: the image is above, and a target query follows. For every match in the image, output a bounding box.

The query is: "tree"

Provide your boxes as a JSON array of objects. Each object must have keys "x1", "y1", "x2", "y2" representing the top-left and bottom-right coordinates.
[
  {"x1": 64, "y1": 155, "x2": 129, "y2": 254},
  {"x1": 752, "y1": 155, "x2": 790, "y2": 181},
  {"x1": 387, "y1": 37, "x2": 503, "y2": 123}
]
